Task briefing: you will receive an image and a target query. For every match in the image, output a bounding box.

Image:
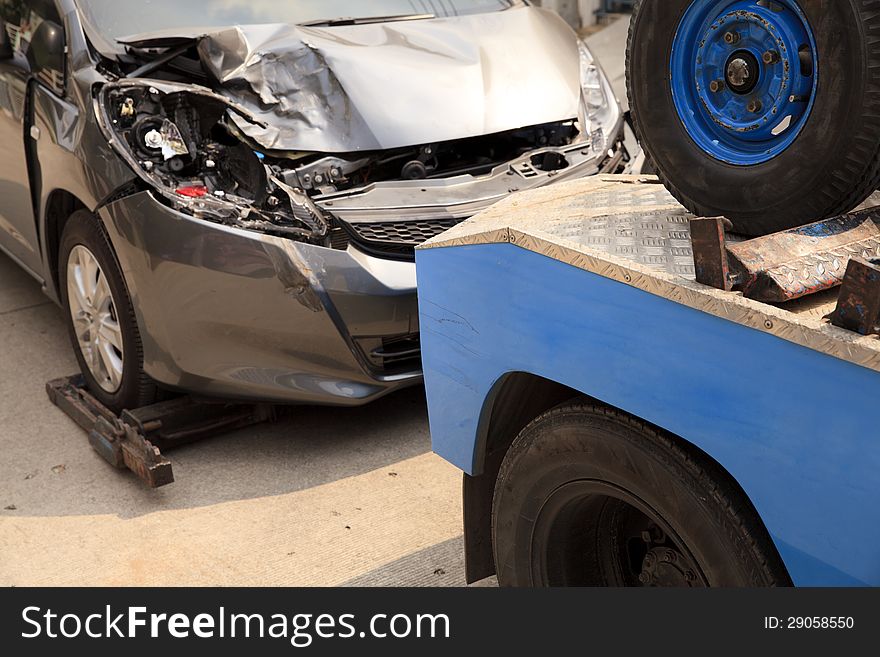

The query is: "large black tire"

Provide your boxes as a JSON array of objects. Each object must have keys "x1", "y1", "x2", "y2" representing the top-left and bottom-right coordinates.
[
  {"x1": 627, "y1": 0, "x2": 880, "y2": 235},
  {"x1": 59, "y1": 210, "x2": 157, "y2": 413},
  {"x1": 492, "y1": 402, "x2": 791, "y2": 587}
]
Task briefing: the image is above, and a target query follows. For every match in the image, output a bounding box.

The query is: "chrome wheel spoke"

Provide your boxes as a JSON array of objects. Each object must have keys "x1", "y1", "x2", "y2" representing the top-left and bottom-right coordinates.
[
  {"x1": 90, "y1": 340, "x2": 105, "y2": 377},
  {"x1": 70, "y1": 268, "x2": 91, "y2": 314},
  {"x1": 98, "y1": 317, "x2": 124, "y2": 352},
  {"x1": 82, "y1": 251, "x2": 99, "y2": 306},
  {"x1": 96, "y1": 338, "x2": 123, "y2": 390},
  {"x1": 75, "y1": 321, "x2": 92, "y2": 344},
  {"x1": 93, "y1": 275, "x2": 112, "y2": 314}
]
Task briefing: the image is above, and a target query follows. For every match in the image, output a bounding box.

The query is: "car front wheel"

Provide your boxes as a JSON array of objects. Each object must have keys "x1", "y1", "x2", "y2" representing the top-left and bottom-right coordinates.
[{"x1": 59, "y1": 210, "x2": 156, "y2": 413}]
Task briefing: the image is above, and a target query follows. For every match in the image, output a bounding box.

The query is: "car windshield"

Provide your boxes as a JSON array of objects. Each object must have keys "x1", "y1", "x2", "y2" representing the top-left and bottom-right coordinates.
[{"x1": 77, "y1": 0, "x2": 517, "y2": 41}]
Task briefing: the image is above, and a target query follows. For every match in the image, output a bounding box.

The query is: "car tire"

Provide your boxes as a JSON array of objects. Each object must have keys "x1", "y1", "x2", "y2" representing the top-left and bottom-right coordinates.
[
  {"x1": 59, "y1": 210, "x2": 156, "y2": 413},
  {"x1": 627, "y1": 0, "x2": 880, "y2": 235},
  {"x1": 491, "y1": 401, "x2": 791, "y2": 587}
]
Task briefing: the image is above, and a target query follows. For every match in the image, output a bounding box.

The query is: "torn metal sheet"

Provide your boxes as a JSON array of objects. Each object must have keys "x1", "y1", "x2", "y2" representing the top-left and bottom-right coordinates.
[{"x1": 118, "y1": 7, "x2": 581, "y2": 153}]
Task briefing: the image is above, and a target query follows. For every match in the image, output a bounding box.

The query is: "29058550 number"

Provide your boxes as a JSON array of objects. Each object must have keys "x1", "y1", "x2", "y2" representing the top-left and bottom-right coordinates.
[{"x1": 765, "y1": 617, "x2": 855, "y2": 630}]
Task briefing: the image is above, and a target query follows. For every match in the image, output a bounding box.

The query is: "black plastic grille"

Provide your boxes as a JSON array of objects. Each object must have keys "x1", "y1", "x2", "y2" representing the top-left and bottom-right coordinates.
[
  {"x1": 329, "y1": 226, "x2": 351, "y2": 250},
  {"x1": 343, "y1": 218, "x2": 465, "y2": 259},
  {"x1": 355, "y1": 334, "x2": 421, "y2": 374},
  {"x1": 375, "y1": 334, "x2": 421, "y2": 371}
]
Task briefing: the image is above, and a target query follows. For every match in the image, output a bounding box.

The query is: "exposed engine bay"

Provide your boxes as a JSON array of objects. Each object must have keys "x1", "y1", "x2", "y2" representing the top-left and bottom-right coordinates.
[
  {"x1": 99, "y1": 79, "x2": 623, "y2": 257},
  {"x1": 281, "y1": 121, "x2": 580, "y2": 195}
]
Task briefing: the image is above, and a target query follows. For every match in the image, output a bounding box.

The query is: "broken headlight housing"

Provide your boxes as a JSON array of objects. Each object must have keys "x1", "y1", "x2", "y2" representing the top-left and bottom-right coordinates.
[
  {"x1": 578, "y1": 40, "x2": 621, "y2": 154},
  {"x1": 95, "y1": 80, "x2": 329, "y2": 242}
]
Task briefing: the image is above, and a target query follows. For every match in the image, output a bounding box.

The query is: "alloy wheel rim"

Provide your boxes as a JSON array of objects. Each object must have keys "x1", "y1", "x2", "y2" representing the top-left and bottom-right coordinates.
[
  {"x1": 67, "y1": 245, "x2": 124, "y2": 393},
  {"x1": 670, "y1": 0, "x2": 818, "y2": 165}
]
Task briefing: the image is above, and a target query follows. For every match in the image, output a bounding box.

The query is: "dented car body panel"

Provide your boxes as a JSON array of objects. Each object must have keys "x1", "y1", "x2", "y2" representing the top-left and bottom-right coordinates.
[
  {"x1": 113, "y1": 9, "x2": 584, "y2": 153},
  {"x1": 0, "y1": 0, "x2": 624, "y2": 405},
  {"x1": 98, "y1": 191, "x2": 419, "y2": 404}
]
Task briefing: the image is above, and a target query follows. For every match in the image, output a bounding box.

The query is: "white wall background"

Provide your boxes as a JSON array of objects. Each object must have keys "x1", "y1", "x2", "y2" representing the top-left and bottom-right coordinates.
[
  {"x1": 534, "y1": 0, "x2": 604, "y2": 28},
  {"x1": 580, "y1": 0, "x2": 603, "y2": 25}
]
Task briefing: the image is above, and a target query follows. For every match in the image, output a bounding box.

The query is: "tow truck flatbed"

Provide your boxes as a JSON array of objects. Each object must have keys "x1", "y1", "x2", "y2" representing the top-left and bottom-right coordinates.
[{"x1": 416, "y1": 175, "x2": 880, "y2": 587}]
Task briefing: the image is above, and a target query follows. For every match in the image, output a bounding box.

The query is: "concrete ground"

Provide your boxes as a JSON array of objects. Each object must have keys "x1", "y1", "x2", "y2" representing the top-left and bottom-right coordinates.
[
  {"x1": 0, "y1": 19, "x2": 629, "y2": 587},
  {"x1": 0, "y1": 249, "x2": 466, "y2": 586}
]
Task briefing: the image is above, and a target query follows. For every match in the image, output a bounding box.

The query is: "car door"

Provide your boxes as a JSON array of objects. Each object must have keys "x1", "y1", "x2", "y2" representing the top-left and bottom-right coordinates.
[{"x1": 0, "y1": 0, "x2": 56, "y2": 275}]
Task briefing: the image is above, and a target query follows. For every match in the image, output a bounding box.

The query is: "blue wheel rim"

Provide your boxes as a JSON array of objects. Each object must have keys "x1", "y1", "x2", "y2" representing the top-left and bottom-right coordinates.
[{"x1": 670, "y1": 0, "x2": 818, "y2": 166}]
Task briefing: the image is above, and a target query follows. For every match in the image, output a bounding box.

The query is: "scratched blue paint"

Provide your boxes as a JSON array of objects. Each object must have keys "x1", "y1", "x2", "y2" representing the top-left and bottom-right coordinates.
[
  {"x1": 416, "y1": 243, "x2": 880, "y2": 586},
  {"x1": 796, "y1": 222, "x2": 837, "y2": 238}
]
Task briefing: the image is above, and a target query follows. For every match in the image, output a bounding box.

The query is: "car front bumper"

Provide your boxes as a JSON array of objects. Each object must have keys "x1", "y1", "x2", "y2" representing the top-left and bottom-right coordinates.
[
  {"x1": 98, "y1": 190, "x2": 422, "y2": 405},
  {"x1": 95, "y1": 128, "x2": 626, "y2": 406}
]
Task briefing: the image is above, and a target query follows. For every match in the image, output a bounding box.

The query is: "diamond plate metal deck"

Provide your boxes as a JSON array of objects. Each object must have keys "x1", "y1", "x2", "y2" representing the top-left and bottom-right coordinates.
[
  {"x1": 423, "y1": 175, "x2": 700, "y2": 277},
  {"x1": 548, "y1": 211, "x2": 696, "y2": 278}
]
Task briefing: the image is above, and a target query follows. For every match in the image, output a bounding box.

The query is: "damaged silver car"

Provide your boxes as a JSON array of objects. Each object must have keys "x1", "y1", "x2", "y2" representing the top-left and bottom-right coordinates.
[{"x1": 0, "y1": 0, "x2": 625, "y2": 412}]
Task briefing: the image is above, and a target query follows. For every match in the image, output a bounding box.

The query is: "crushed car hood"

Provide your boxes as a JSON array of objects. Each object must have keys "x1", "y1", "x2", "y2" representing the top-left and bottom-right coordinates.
[{"x1": 118, "y1": 7, "x2": 581, "y2": 153}]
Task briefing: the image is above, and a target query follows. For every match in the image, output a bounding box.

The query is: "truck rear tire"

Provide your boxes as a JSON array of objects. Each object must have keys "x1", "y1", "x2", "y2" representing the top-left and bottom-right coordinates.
[
  {"x1": 627, "y1": 0, "x2": 880, "y2": 235},
  {"x1": 491, "y1": 402, "x2": 790, "y2": 587}
]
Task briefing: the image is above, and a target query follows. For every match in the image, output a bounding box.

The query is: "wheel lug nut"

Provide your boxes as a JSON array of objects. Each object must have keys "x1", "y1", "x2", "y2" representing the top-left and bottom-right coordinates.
[
  {"x1": 709, "y1": 79, "x2": 725, "y2": 93},
  {"x1": 638, "y1": 572, "x2": 652, "y2": 585},
  {"x1": 663, "y1": 550, "x2": 677, "y2": 563},
  {"x1": 724, "y1": 32, "x2": 740, "y2": 45},
  {"x1": 762, "y1": 50, "x2": 780, "y2": 65},
  {"x1": 685, "y1": 571, "x2": 697, "y2": 582},
  {"x1": 747, "y1": 99, "x2": 763, "y2": 113}
]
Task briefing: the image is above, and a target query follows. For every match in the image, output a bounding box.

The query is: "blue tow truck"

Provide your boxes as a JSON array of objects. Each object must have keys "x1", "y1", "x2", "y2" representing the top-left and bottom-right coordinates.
[{"x1": 416, "y1": 175, "x2": 880, "y2": 587}]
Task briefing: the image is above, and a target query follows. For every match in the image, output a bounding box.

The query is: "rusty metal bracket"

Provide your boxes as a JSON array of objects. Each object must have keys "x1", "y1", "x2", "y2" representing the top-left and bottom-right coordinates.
[
  {"x1": 90, "y1": 416, "x2": 174, "y2": 488},
  {"x1": 829, "y1": 257, "x2": 880, "y2": 336},
  {"x1": 45, "y1": 376, "x2": 172, "y2": 487},
  {"x1": 691, "y1": 211, "x2": 880, "y2": 303},
  {"x1": 690, "y1": 217, "x2": 732, "y2": 291},
  {"x1": 46, "y1": 375, "x2": 276, "y2": 488},
  {"x1": 120, "y1": 396, "x2": 275, "y2": 452}
]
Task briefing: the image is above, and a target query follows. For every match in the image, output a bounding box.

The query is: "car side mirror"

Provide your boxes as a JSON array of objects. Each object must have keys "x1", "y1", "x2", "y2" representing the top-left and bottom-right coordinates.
[
  {"x1": 26, "y1": 19, "x2": 65, "y2": 87},
  {"x1": 0, "y1": 21, "x2": 14, "y2": 60}
]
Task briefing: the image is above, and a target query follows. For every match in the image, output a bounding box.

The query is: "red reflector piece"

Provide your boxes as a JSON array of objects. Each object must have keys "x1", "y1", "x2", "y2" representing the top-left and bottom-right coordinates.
[{"x1": 176, "y1": 185, "x2": 208, "y2": 198}]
